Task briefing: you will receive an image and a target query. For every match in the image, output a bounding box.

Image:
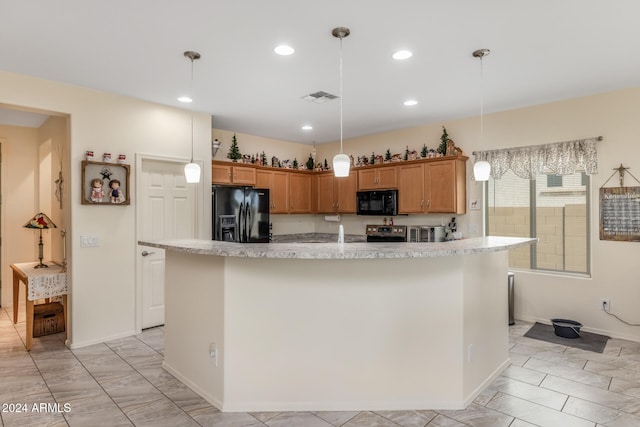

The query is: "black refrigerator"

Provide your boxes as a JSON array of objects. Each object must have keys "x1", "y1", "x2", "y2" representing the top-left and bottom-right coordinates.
[{"x1": 212, "y1": 186, "x2": 270, "y2": 243}]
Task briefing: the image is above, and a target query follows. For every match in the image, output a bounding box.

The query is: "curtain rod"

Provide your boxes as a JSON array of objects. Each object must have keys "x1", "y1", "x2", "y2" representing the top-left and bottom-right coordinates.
[{"x1": 472, "y1": 136, "x2": 603, "y2": 155}]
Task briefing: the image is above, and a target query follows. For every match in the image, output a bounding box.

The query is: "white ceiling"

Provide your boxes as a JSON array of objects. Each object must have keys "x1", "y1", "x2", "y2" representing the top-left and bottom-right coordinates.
[{"x1": 2, "y1": 1, "x2": 640, "y2": 144}]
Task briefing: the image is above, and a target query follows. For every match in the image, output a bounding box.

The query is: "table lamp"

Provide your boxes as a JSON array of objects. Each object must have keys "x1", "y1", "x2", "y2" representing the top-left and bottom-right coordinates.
[{"x1": 23, "y1": 212, "x2": 57, "y2": 268}]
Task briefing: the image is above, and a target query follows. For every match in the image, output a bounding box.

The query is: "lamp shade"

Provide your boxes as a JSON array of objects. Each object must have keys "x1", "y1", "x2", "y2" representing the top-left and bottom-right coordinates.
[
  {"x1": 333, "y1": 153, "x2": 350, "y2": 177},
  {"x1": 184, "y1": 162, "x2": 201, "y2": 183},
  {"x1": 23, "y1": 212, "x2": 57, "y2": 229},
  {"x1": 473, "y1": 160, "x2": 491, "y2": 181}
]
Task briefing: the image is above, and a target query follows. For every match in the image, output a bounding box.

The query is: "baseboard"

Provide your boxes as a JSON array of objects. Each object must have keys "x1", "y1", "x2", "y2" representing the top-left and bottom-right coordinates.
[
  {"x1": 162, "y1": 361, "x2": 224, "y2": 411},
  {"x1": 463, "y1": 358, "x2": 511, "y2": 408},
  {"x1": 68, "y1": 329, "x2": 137, "y2": 349}
]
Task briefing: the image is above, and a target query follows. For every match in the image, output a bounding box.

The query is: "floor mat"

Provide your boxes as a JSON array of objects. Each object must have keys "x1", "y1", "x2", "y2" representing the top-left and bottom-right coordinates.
[{"x1": 523, "y1": 322, "x2": 610, "y2": 353}]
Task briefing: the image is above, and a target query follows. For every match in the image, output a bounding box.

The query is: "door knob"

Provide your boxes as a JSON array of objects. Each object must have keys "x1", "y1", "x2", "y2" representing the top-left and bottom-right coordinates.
[{"x1": 141, "y1": 250, "x2": 155, "y2": 257}]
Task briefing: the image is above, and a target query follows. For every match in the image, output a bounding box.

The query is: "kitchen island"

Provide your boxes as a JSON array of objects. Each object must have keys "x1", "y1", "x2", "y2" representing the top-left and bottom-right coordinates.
[{"x1": 140, "y1": 236, "x2": 535, "y2": 412}]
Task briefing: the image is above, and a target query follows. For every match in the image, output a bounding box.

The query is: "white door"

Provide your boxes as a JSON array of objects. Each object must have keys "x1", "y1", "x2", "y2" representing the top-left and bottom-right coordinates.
[{"x1": 138, "y1": 158, "x2": 197, "y2": 328}]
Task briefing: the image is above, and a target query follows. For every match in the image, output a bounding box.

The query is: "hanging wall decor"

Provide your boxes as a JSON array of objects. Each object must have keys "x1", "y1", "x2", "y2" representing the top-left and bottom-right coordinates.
[
  {"x1": 599, "y1": 164, "x2": 640, "y2": 241},
  {"x1": 81, "y1": 160, "x2": 130, "y2": 205}
]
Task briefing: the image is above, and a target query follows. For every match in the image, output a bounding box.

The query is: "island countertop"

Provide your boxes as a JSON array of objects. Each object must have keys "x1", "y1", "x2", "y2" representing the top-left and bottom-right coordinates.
[{"x1": 138, "y1": 236, "x2": 535, "y2": 260}]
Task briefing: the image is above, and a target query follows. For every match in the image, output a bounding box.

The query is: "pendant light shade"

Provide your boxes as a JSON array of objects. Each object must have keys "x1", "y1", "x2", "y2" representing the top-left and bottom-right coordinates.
[
  {"x1": 184, "y1": 162, "x2": 201, "y2": 183},
  {"x1": 183, "y1": 50, "x2": 201, "y2": 183},
  {"x1": 332, "y1": 26, "x2": 350, "y2": 178},
  {"x1": 333, "y1": 153, "x2": 350, "y2": 177},
  {"x1": 473, "y1": 160, "x2": 491, "y2": 181},
  {"x1": 473, "y1": 48, "x2": 491, "y2": 182}
]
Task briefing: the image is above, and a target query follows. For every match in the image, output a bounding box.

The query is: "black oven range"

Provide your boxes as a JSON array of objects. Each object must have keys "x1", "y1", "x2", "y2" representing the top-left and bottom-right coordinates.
[{"x1": 365, "y1": 225, "x2": 407, "y2": 242}]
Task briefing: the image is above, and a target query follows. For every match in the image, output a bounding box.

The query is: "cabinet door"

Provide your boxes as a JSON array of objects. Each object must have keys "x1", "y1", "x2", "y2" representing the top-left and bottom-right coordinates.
[
  {"x1": 335, "y1": 173, "x2": 357, "y2": 213},
  {"x1": 357, "y1": 169, "x2": 379, "y2": 190},
  {"x1": 398, "y1": 164, "x2": 425, "y2": 214},
  {"x1": 288, "y1": 173, "x2": 313, "y2": 213},
  {"x1": 377, "y1": 166, "x2": 397, "y2": 189},
  {"x1": 425, "y1": 160, "x2": 465, "y2": 213},
  {"x1": 271, "y1": 171, "x2": 289, "y2": 214},
  {"x1": 212, "y1": 164, "x2": 232, "y2": 184},
  {"x1": 255, "y1": 169, "x2": 272, "y2": 189},
  {"x1": 231, "y1": 166, "x2": 256, "y2": 185},
  {"x1": 317, "y1": 173, "x2": 336, "y2": 213}
]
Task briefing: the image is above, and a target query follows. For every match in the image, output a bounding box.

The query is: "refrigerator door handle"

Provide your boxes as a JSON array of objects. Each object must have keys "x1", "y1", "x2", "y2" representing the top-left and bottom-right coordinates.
[
  {"x1": 246, "y1": 203, "x2": 252, "y2": 240},
  {"x1": 239, "y1": 201, "x2": 245, "y2": 242}
]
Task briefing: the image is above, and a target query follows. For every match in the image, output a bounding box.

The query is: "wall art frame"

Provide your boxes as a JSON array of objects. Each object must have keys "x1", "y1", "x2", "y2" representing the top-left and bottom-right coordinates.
[{"x1": 81, "y1": 160, "x2": 130, "y2": 205}]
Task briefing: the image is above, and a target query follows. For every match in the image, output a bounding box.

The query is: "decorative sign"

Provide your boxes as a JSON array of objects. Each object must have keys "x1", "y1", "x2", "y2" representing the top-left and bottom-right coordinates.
[{"x1": 599, "y1": 186, "x2": 640, "y2": 241}]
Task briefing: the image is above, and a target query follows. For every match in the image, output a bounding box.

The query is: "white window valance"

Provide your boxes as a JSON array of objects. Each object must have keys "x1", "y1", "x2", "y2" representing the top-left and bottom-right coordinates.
[{"x1": 474, "y1": 137, "x2": 600, "y2": 180}]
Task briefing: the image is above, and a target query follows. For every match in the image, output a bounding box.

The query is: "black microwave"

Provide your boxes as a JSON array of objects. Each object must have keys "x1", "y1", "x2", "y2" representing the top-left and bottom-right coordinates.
[{"x1": 356, "y1": 189, "x2": 398, "y2": 216}]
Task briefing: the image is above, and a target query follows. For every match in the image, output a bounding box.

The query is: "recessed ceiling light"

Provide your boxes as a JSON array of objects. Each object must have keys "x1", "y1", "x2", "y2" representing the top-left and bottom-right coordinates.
[
  {"x1": 301, "y1": 125, "x2": 313, "y2": 131},
  {"x1": 274, "y1": 45, "x2": 295, "y2": 56},
  {"x1": 177, "y1": 96, "x2": 192, "y2": 103},
  {"x1": 392, "y1": 50, "x2": 413, "y2": 60},
  {"x1": 403, "y1": 99, "x2": 418, "y2": 106}
]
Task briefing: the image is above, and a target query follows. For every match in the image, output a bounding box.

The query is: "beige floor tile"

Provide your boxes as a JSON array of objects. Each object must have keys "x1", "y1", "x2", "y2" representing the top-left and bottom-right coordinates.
[
  {"x1": 264, "y1": 412, "x2": 335, "y2": 427},
  {"x1": 312, "y1": 411, "x2": 361, "y2": 426},
  {"x1": 341, "y1": 411, "x2": 400, "y2": 427},
  {"x1": 439, "y1": 403, "x2": 514, "y2": 427},
  {"x1": 490, "y1": 376, "x2": 568, "y2": 410},
  {"x1": 524, "y1": 357, "x2": 611, "y2": 389},
  {"x1": 501, "y1": 364, "x2": 547, "y2": 386},
  {"x1": 374, "y1": 410, "x2": 437, "y2": 427},
  {"x1": 486, "y1": 393, "x2": 594, "y2": 427}
]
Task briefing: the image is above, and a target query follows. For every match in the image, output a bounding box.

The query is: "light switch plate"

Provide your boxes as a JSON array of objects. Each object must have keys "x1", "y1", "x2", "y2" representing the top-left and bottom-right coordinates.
[{"x1": 80, "y1": 235, "x2": 99, "y2": 247}]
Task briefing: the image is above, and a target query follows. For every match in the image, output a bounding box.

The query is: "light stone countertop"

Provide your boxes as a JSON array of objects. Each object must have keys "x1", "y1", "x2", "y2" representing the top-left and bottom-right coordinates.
[{"x1": 139, "y1": 236, "x2": 536, "y2": 260}]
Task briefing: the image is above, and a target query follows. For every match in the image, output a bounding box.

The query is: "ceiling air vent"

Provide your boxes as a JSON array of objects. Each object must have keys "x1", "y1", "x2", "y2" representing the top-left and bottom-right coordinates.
[{"x1": 302, "y1": 91, "x2": 338, "y2": 104}]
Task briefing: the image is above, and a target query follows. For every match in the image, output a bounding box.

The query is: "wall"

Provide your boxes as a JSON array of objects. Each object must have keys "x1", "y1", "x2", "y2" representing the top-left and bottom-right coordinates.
[
  {"x1": 1, "y1": 70, "x2": 211, "y2": 347},
  {"x1": 0, "y1": 126, "x2": 39, "y2": 306}
]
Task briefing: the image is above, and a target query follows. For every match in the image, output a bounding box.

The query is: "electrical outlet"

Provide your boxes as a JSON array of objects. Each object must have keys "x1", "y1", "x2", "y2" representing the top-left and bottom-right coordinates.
[
  {"x1": 600, "y1": 299, "x2": 610, "y2": 312},
  {"x1": 209, "y1": 342, "x2": 218, "y2": 366}
]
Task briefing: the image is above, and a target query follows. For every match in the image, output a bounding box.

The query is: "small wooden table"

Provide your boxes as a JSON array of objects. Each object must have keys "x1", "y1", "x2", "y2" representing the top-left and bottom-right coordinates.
[{"x1": 10, "y1": 262, "x2": 68, "y2": 350}]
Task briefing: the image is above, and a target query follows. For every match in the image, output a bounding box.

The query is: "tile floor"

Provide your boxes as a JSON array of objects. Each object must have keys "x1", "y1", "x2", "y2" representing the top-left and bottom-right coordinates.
[{"x1": 2, "y1": 305, "x2": 640, "y2": 426}]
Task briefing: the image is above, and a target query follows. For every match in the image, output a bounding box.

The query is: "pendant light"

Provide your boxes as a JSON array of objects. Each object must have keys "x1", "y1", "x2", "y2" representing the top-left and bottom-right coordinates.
[
  {"x1": 332, "y1": 27, "x2": 351, "y2": 177},
  {"x1": 472, "y1": 48, "x2": 491, "y2": 182},
  {"x1": 184, "y1": 50, "x2": 201, "y2": 183}
]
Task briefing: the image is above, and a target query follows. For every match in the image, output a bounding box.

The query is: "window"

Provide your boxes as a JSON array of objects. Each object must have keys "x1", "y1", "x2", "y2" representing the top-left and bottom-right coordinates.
[
  {"x1": 547, "y1": 174, "x2": 563, "y2": 187},
  {"x1": 487, "y1": 170, "x2": 590, "y2": 274}
]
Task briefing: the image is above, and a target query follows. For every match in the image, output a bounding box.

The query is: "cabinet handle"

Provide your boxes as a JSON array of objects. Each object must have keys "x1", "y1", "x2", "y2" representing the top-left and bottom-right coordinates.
[
  {"x1": 427, "y1": 200, "x2": 431, "y2": 208},
  {"x1": 421, "y1": 200, "x2": 424, "y2": 207}
]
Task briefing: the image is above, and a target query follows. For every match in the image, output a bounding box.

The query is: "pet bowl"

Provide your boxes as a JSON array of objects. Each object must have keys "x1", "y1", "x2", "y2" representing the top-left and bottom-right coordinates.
[{"x1": 551, "y1": 318, "x2": 582, "y2": 339}]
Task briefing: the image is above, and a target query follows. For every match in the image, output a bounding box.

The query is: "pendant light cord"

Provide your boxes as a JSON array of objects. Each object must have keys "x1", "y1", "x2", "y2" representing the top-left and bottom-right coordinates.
[
  {"x1": 339, "y1": 36, "x2": 344, "y2": 154},
  {"x1": 190, "y1": 56, "x2": 195, "y2": 163}
]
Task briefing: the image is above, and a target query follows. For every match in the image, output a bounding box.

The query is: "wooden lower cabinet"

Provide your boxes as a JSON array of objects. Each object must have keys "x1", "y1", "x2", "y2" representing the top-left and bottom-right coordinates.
[{"x1": 317, "y1": 172, "x2": 357, "y2": 214}]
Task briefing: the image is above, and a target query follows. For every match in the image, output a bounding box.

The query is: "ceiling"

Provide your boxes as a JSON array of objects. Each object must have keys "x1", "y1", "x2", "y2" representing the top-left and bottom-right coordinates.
[{"x1": 2, "y1": 1, "x2": 640, "y2": 144}]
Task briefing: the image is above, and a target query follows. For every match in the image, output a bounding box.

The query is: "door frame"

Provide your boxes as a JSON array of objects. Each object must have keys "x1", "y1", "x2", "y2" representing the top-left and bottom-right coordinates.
[{"x1": 134, "y1": 153, "x2": 204, "y2": 332}]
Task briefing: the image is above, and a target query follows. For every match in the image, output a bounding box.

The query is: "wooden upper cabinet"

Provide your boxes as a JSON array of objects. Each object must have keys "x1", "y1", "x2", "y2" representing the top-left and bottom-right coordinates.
[
  {"x1": 212, "y1": 162, "x2": 256, "y2": 185},
  {"x1": 256, "y1": 169, "x2": 288, "y2": 214},
  {"x1": 316, "y1": 173, "x2": 336, "y2": 213},
  {"x1": 335, "y1": 173, "x2": 357, "y2": 213},
  {"x1": 424, "y1": 159, "x2": 466, "y2": 214},
  {"x1": 397, "y1": 163, "x2": 425, "y2": 214},
  {"x1": 288, "y1": 172, "x2": 313, "y2": 213},
  {"x1": 317, "y1": 172, "x2": 358, "y2": 214},
  {"x1": 357, "y1": 166, "x2": 397, "y2": 190}
]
